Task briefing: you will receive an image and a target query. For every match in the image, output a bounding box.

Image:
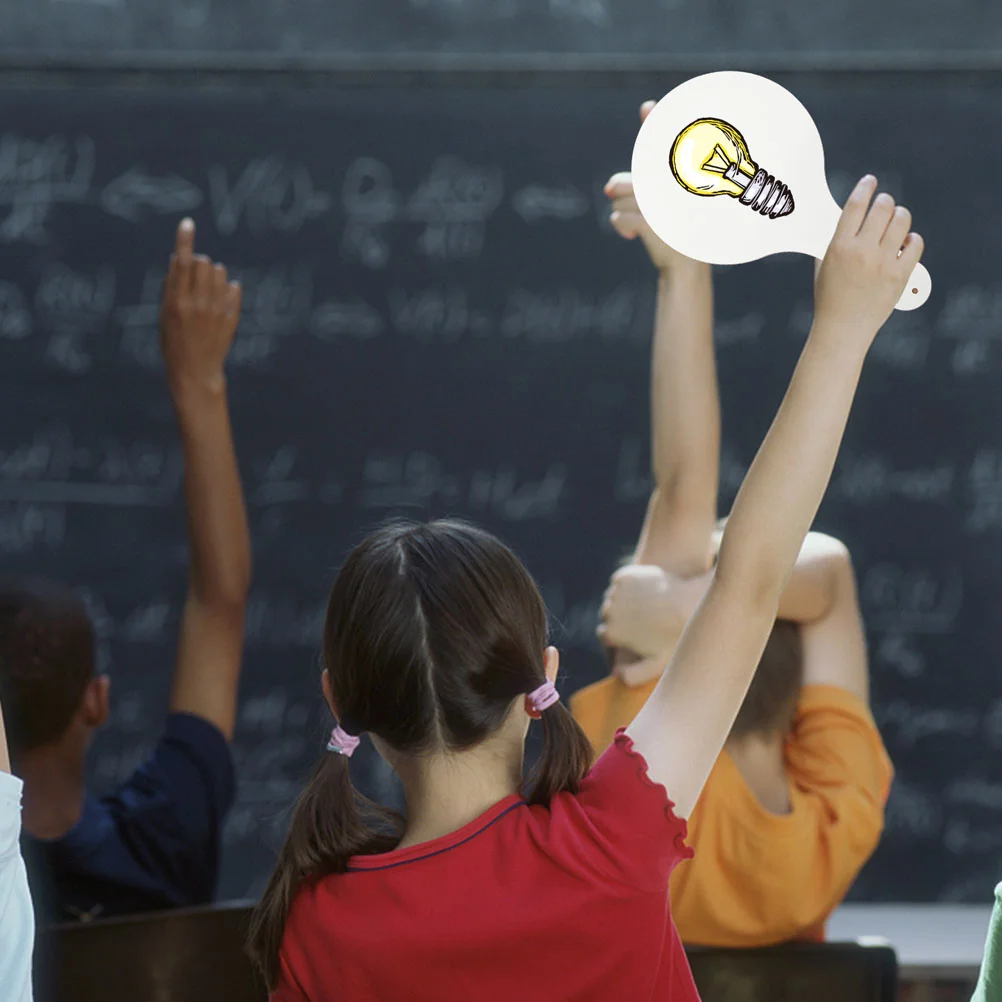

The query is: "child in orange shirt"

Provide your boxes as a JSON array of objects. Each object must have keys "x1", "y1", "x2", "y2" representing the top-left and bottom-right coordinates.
[{"x1": 572, "y1": 103, "x2": 894, "y2": 948}]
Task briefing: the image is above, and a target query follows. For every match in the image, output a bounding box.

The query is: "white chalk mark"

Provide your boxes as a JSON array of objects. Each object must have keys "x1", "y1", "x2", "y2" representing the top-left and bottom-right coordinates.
[
  {"x1": 100, "y1": 168, "x2": 203, "y2": 222},
  {"x1": 512, "y1": 183, "x2": 589, "y2": 223}
]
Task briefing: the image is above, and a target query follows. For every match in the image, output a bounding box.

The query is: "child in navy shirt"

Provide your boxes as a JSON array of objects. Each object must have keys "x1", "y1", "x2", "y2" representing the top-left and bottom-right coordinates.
[{"x1": 0, "y1": 220, "x2": 250, "y2": 925}]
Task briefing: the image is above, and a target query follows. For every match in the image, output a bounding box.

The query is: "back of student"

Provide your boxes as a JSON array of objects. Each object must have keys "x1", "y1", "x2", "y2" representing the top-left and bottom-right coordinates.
[
  {"x1": 252, "y1": 175, "x2": 922, "y2": 1001},
  {"x1": 252, "y1": 521, "x2": 698, "y2": 1002},
  {"x1": 278, "y1": 731, "x2": 695, "y2": 1000},
  {"x1": 574, "y1": 598, "x2": 893, "y2": 947}
]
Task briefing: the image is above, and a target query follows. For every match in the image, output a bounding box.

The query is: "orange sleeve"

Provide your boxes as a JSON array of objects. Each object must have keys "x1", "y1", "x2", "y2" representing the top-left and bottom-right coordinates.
[
  {"x1": 763, "y1": 685, "x2": 893, "y2": 932},
  {"x1": 671, "y1": 684, "x2": 893, "y2": 946},
  {"x1": 787, "y1": 684, "x2": 894, "y2": 809},
  {"x1": 570, "y1": 676, "x2": 656, "y2": 757}
]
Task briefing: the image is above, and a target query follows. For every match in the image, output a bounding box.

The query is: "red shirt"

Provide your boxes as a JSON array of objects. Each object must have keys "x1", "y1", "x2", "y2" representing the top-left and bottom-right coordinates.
[{"x1": 274, "y1": 731, "x2": 698, "y2": 1002}]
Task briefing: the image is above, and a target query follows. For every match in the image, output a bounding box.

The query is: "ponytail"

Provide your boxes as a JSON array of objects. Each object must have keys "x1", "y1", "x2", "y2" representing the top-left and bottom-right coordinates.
[
  {"x1": 247, "y1": 751, "x2": 403, "y2": 988},
  {"x1": 526, "y1": 701, "x2": 593, "y2": 806}
]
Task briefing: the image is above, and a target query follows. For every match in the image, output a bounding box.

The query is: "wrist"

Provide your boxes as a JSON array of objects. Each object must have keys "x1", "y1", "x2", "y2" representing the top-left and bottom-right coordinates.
[
  {"x1": 657, "y1": 258, "x2": 708, "y2": 282},
  {"x1": 805, "y1": 319, "x2": 872, "y2": 364},
  {"x1": 170, "y1": 373, "x2": 228, "y2": 415}
]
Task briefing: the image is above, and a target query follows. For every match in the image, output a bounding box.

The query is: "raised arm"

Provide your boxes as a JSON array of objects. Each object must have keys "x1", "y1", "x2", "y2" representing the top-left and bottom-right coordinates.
[
  {"x1": 725, "y1": 529, "x2": 868, "y2": 700},
  {"x1": 608, "y1": 101, "x2": 718, "y2": 577},
  {"x1": 627, "y1": 177, "x2": 922, "y2": 817},
  {"x1": 161, "y1": 220, "x2": 250, "y2": 741}
]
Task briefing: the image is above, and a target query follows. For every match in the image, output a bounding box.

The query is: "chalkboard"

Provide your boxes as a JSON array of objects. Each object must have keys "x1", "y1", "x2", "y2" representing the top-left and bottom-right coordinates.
[
  {"x1": 0, "y1": 0, "x2": 1000, "y2": 65},
  {"x1": 0, "y1": 74, "x2": 998, "y2": 905}
]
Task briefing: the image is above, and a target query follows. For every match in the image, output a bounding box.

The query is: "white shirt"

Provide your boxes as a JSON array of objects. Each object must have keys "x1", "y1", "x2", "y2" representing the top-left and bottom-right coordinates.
[{"x1": 0, "y1": 772, "x2": 33, "y2": 1002}]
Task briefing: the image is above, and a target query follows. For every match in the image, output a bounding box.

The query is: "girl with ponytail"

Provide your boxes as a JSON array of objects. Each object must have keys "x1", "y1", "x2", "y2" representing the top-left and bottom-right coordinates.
[{"x1": 250, "y1": 177, "x2": 923, "y2": 1002}]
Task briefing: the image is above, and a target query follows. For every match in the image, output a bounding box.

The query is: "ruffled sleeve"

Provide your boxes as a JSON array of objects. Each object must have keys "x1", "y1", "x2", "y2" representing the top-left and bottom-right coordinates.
[{"x1": 566, "y1": 728, "x2": 693, "y2": 891}]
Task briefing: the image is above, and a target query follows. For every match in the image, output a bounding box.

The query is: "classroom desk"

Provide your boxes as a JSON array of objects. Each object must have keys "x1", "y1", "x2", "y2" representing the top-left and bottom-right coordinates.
[{"x1": 829, "y1": 904, "x2": 993, "y2": 981}]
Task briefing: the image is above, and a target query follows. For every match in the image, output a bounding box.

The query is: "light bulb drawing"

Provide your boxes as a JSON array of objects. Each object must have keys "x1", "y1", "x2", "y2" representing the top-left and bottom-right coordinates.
[
  {"x1": 670, "y1": 117, "x2": 795, "y2": 220},
  {"x1": 633, "y1": 72, "x2": 931, "y2": 311}
]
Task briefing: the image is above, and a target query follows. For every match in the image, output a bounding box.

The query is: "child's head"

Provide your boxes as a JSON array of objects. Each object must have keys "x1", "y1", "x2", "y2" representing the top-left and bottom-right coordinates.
[
  {"x1": 249, "y1": 519, "x2": 593, "y2": 986},
  {"x1": 0, "y1": 577, "x2": 108, "y2": 762},
  {"x1": 605, "y1": 619, "x2": 802, "y2": 740},
  {"x1": 728, "y1": 619, "x2": 803, "y2": 739}
]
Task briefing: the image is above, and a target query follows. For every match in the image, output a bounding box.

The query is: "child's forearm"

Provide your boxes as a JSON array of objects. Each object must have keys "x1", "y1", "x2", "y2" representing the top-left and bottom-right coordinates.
[
  {"x1": 715, "y1": 331, "x2": 864, "y2": 614},
  {"x1": 635, "y1": 261, "x2": 718, "y2": 576}
]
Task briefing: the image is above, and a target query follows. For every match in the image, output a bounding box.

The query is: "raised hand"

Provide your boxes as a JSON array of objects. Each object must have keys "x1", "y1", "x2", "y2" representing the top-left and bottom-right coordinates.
[
  {"x1": 604, "y1": 102, "x2": 694, "y2": 273},
  {"x1": 814, "y1": 175, "x2": 924, "y2": 347},
  {"x1": 159, "y1": 219, "x2": 243, "y2": 399}
]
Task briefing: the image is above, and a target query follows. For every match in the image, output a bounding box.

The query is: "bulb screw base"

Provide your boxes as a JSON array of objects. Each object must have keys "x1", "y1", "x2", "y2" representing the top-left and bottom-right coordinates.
[{"x1": 724, "y1": 164, "x2": 795, "y2": 219}]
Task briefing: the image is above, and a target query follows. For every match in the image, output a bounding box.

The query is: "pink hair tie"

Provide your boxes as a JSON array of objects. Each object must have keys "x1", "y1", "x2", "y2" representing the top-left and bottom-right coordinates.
[
  {"x1": 327, "y1": 725, "x2": 361, "y2": 757},
  {"x1": 528, "y1": 680, "x2": 560, "y2": 713}
]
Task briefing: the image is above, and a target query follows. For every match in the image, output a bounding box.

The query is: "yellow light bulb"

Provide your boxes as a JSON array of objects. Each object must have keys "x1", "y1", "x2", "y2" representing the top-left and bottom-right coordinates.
[{"x1": 670, "y1": 118, "x2": 795, "y2": 219}]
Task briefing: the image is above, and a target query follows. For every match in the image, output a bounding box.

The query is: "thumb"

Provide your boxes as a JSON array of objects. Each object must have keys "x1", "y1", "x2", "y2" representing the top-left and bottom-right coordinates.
[{"x1": 640, "y1": 100, "x2": 657, "y2": 122}]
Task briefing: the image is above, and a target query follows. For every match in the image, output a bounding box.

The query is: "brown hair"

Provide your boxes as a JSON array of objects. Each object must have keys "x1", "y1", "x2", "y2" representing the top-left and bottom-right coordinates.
[
  {"x1": 247, "y1": 520, "x2": 593, "y2": 987},
  {"x1": 0, "y1": 577, "x2": 96, "y2": 756},
  {"x1": 730, "y1": 619, "x2": 803, "y2": 739}
]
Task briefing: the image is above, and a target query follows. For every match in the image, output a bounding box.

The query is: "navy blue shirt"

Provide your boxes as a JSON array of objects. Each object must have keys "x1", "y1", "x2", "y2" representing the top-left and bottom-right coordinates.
[{"x1": 22, "y1": 712, "x2": 236, "y2": 924}]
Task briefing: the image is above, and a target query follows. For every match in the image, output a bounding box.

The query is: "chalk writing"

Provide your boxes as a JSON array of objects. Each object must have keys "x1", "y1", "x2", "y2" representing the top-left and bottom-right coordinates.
[
  {"x1": 0, "y1": 135, "x2": 94, "y2": 243},
  {"x1": 359, "y1": 450, "x2": 566, "y2": 520},
  {"x1": 209, "y1": 158, "x2": 331, "y2": 236},
  {"x1": 0, "y1": 428, "x2": 182, "y2": 506},
  {"x1": 389, "y1": 286, "x2": 492, "y2": 340},
  {"x1": 243, "y1": 594, "x2": 327, "y2": 649},
  {"x1": 0, "y1": 282, "x2": 31, "y2": 340},
  {"x1": 883, "y1": 780, "x2": 942, "y2": 840},
  {"x1": 861, "y1": 564, "x2": 963, "y2": 633},
  {"x1": 0, "y1": 503, "x2": 65, "y2": 554},
  {"x1": 946, "y1": 777, "x2": 1002, "y2": 810},
  {"x1": 512, "y1": 183, "x2": 590, "y2": 223},
  {"x1": 937, "y1": 284, "x2": 1002, "y2": 340},
  {"x1": 36, "y1": 263, "x2": 116, "y2": 332},
  {"x1": 835, "y1": 454, "x2": 954, "y2": 505},
  {"x1": 944, "y1": 818, "x2": 1002, "y2": 856},
  {"x1": 613, "y1": 438, "x2": 651, "y2": 504},
  {"x1": 340, "y1": 156, "x2": 501, "y2": 265},
  {"x1": 310, "y1": 298, "x2": 385, "y2": 341},
  {"x1": 715, "y1": 312, "x2": 765, "y2": 346},
  {"x1": 879, "y1": 700, "x2": 979, "y2": 747},
  {"x1": 101, "y1": 168, "x2": 203, "y2": 222},
  {"x1": 251, "y1": 447, "x2": 311, "y2": 507},
  {"x1": 500, "y1": 285, "x2": 637, "y2": 342},
  {"x1": 967, "y1": 450, "x2": 1002, "y2": 532},
  {"x1": 870, "y1": 312, "x2": 932, "y2": 370}
]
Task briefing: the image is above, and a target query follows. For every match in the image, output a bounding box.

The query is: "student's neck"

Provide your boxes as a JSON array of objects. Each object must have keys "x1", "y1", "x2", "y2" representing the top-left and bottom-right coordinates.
[
  {"x1": 724, "y1": 730, "x2": 791, "y2": 816},
  {"x1": 394, "y1": 739, "x2": 524, "y2": 850},
  {"x1": 18, "y1": 748, "x2": 88, "y2": 840}
]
